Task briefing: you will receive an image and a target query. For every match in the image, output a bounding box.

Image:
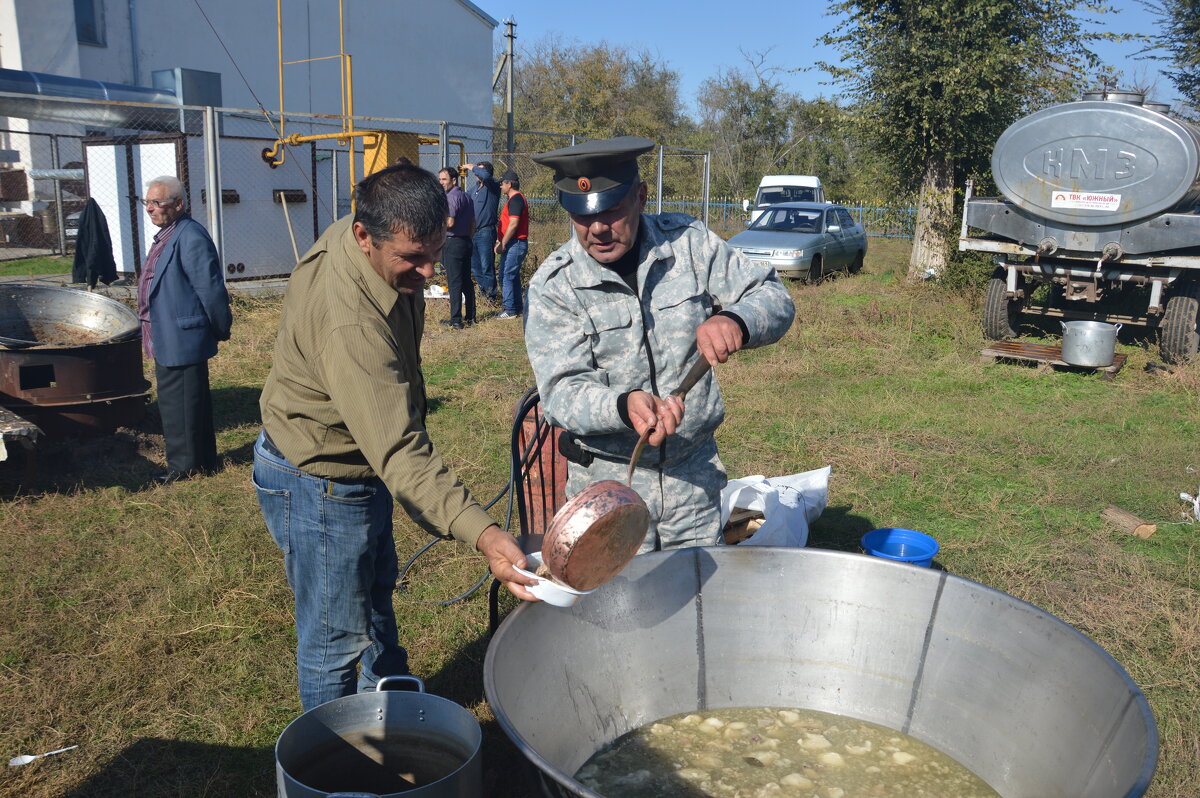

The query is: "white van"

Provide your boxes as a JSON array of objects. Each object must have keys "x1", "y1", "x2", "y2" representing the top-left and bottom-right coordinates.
[{"x1": 748, "y1": 175, "x2": 825, "y2": 223}]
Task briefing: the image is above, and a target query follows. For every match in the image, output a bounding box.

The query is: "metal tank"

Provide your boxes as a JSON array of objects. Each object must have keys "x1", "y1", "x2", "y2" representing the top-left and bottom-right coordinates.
[
  {"x1": 485, "y1": 546, "x2": 1157, "y2": 798},
  {"x1": 991, "y1": 96, "x2": 1200, "y2": 227},
  {"x1": 961, "y1": 90, "x2": 1200, "y2": 364}
]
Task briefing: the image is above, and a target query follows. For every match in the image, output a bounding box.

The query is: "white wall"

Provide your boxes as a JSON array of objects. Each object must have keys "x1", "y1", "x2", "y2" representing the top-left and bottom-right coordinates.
[
  {"x1": 65, "y1": 0, "x2": 497, "y2": 126},
  {"x1": 1, "y1": 0, "x2": 84, "y2": 75}
]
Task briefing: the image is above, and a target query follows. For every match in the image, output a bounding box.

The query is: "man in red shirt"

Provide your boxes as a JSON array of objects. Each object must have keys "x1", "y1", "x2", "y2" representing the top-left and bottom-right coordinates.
[{"x1": 493, "y1": 170, "x2": 528, "y2": 319}]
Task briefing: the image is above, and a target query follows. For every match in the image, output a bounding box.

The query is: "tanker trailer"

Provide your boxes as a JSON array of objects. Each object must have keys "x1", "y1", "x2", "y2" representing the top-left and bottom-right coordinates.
[{"x1": 960, "y1": 90, "x2": 1200, "y2": 363}]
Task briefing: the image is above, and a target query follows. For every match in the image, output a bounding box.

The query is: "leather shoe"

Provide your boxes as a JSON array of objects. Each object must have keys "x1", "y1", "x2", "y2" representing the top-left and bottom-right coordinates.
[{"x1": 438, "y1": 319, "x2": 464, "y2": 330}]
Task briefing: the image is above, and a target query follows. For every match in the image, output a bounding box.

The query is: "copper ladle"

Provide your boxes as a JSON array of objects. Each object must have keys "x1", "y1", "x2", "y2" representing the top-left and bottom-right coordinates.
[{"x1": 540, "y1": 357, "x2": 712, "y2": 591}]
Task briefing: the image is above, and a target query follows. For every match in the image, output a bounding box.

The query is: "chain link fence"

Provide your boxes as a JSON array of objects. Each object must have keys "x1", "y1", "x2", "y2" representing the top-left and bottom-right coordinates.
[
  {"x1": 0, "y1": 92, "x2": 723, "y2": 280},
  {"x1": 0, "y1": 123, "x2": 87, "y2": 255},
  {"x1": 1, "y1": 91, "x2": 917, "y2": 278}
]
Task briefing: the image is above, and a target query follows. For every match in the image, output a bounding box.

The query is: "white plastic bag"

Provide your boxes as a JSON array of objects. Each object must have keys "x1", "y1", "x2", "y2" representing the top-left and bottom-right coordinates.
[{"x1": 719, "y1": 466, "x2": 831, "y2": 547}]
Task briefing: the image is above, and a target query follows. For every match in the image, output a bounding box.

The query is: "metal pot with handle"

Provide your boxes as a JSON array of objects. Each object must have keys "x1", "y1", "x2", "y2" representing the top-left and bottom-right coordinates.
[
  {"x1": 1061, "y1": 320, "x2": 1121, "y2": 367},
  {"x1": 275, "y1": 676, "x2": 481, "y2": 798}
]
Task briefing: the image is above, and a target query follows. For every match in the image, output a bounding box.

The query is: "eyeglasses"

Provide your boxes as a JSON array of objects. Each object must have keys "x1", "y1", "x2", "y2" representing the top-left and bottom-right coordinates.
[{"x1": 139, "y1": 198, "x2": 178, "y2": 208}]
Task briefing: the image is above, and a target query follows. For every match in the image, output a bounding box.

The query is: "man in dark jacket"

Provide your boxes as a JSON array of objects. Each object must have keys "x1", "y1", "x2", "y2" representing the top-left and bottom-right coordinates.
[
  {"x1": 137, "y1": 175, "x2": 232, "y2": 484},
  {"x1": 465, "y1": 162, "x2": 500, "y2": 302}
]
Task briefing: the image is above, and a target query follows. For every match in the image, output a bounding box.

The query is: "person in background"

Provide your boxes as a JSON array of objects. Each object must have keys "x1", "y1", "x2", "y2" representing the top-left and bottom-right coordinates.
[
  {"x1": 494, "y1": 169, "x2": 528, "y2": 320},
  {"x1": 525, "y1": 137, "x2": 795, "y2": 552},
  {"x1": 137, "y1": 175, "x2": 232, "y2": 485},
  {"x1": 437, "y1": 166, "x2": 476, "y2": 330},
  {"x1": 465, "y1": 161, "x2": 500, "y2": 304},
  {"x1": 254, "y1": 163, "x2": 537, "y2": 711}
]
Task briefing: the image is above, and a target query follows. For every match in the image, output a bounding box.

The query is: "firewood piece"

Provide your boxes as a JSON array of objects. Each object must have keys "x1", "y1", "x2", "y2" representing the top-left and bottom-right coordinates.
[
  {"x1": 1101, "y1": 505, "x2": 1156, "y2": 539},
  {"x1": 724, "y1": 516, "x2": 765, "y2": 545}
]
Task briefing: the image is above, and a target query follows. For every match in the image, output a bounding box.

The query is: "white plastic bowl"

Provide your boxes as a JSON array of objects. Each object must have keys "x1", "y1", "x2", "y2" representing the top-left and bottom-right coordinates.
[{"x1": 514, "y1": 551, "x2": 596, "y2": 607}]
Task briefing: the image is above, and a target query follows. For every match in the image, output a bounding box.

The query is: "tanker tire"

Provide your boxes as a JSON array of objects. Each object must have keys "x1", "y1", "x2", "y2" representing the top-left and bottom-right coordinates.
[
  {"x1": 807, "y1": 255, "x2": 823, "y2": 285},
  {"x1": 1160, "y1": 281, "x2": 1200, "y2": 364},
  {"x1": 983, "y1": 273, "x2": 1023, "y2": 340},
  {"x1": 849, "y1": 252, "x2": 864, "y2": 274}
]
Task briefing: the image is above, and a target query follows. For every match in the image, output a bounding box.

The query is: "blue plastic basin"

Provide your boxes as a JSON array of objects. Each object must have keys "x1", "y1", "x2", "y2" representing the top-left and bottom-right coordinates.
[{"x1": 861, "y1": 527, "x2": 939, "y2": 567}]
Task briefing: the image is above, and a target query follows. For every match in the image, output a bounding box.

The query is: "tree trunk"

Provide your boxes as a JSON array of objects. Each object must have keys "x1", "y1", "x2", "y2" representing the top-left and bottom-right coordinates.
[{"x1": 907, "y1": 154, "x2": 955, "y2": 282}]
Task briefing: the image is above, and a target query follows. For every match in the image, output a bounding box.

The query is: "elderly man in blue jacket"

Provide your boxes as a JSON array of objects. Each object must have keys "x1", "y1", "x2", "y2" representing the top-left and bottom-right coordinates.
[{"x1": 137, "y1": 175, "x2": 232, "y2": 485}]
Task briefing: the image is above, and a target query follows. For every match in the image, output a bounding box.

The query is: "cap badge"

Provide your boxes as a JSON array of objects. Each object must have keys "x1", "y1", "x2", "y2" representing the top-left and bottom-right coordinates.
[{"x1": 577, "y1": 177, "x2": 591, "y2": 192}]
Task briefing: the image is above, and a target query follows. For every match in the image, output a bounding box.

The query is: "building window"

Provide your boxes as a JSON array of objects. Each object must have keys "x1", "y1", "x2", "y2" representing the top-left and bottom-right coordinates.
[{"x1": 74, "y1": 0, "x2": 106, "y2": 46}]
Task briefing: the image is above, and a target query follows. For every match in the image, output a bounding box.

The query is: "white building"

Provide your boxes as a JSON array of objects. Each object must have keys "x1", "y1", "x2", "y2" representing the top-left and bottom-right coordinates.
[
  {"x1": 0, "y1": 0, "x2": 498, "y2": 123},
  {"x1": 0, "y1": 0, "x2": 500, "y2": 274}
]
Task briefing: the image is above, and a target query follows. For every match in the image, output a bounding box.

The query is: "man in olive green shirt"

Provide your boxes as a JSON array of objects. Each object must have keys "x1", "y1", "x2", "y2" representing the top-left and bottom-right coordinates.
[{"x1": 254, "y1": 164, "x2": 536, "y2": 711}]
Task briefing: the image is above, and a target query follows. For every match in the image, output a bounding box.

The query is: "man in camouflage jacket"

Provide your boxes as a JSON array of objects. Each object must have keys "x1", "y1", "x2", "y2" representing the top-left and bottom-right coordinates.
[{"x1": 526, "y1": 137, "x2": 795, "y2": 551}]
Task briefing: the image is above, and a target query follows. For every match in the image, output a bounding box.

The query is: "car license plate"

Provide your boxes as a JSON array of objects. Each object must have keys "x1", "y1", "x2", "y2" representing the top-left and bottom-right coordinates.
[{"x1": 753, "y1": 259, "x2": 771, "y2": 269}]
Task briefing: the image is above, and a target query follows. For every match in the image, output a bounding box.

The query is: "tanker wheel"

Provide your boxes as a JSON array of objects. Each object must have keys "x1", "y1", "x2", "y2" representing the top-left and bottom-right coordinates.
[
  {"x1": 849, "y1": 251, "x2": 864, "y2": 274},
  {"x1": 982, "y1": 271, "x2": 1024, "y2": 340},
  {"x1": 806, "y1": 255, "x2": 824, "y2": 285},
  {"x1": 1160, "y1": 280, "x2": 1200, "y2": 364}
]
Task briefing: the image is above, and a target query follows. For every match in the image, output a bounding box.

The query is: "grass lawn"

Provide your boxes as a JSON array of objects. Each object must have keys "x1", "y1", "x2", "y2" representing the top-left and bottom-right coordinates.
[
  {"x1": 0, "y1": 255, "x2": 72, "y2": 278},
  {"x1": 0, "y1": 237, "x2": 1196, "y2": 796}
]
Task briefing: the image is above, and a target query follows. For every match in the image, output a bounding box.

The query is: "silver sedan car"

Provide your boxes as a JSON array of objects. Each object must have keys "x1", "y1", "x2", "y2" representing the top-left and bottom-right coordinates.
[{"x1": 728, "y1": 202, "x2": 867, "y2": 282}]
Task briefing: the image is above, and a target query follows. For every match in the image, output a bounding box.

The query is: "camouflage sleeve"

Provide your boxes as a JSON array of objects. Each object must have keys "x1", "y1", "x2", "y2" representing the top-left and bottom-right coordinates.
[
  {"x1": 525, "y1": 264, "x2": 627, "y2": 436},
  {"x1": 698, "y1": 225, "x2": 795, "y2": 347}
]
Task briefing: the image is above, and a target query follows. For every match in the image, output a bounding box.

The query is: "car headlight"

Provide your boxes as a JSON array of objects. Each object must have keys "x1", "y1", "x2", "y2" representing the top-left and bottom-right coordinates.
[{"x1": 773, "y1": 249, "x2": 805, "y2": 258}]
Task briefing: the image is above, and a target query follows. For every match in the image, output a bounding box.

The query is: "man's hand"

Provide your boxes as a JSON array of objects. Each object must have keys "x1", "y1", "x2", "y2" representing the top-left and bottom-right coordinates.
[
  {"x1": 627, "y1": 391, "x2": 685, "y2": 448},
  {"x1": 476, "y1": 525, "x2": 540, "y2": 601},
  {"x1": 696, "y1": 314, "x2": 744, "y2": 365},
  {"x1": 494, "y1": 241, "x2": 504, "y2": 255}
]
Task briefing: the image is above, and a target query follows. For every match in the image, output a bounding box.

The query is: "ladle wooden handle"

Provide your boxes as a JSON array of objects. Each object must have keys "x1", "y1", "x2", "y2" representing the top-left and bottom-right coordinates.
[
  {"x1": 626, "y1": 358, "x2": 713, "y2": 485},
  {"x1": 671, "y1": 357, "x2": 714, "y2": 399}
]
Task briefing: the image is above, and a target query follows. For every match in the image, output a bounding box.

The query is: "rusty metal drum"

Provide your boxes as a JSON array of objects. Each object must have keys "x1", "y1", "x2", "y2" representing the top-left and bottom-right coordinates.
[{"x1": 0, "y1": 284, "x2": 149, "y2": 437}]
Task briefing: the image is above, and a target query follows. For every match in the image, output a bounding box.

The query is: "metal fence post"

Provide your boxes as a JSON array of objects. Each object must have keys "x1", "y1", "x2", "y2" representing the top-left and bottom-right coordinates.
[
  {"x1": 702, "y1": 151, "x2": 711, "y2": 227},
  {"x1": 656, "y1": 146, "x2": 663, "y2": 215},
  {"x1": 49, "y1": 134, "x2": 66, "y2": 256},
  {"x1": 439, "y1": 121, "x2": 449, "y2": 168},
  {"x1": 331, "y1": 153, "x2": 340, "y2": 222},
  {"x1": 203, "y1": 106, "x2": 225, "y2": 277}
]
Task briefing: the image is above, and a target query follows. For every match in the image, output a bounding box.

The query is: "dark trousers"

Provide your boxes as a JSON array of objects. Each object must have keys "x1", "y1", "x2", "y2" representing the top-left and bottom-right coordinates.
[
  {"x1": 471, "y1": 225, "x2": 497, "y2": 300},
  {"x1": 444, "y1": 236, "x2": 476, "y2": 324},
  {"x1": 155, "y1": 359, "x2": 218, "y2": 474}
]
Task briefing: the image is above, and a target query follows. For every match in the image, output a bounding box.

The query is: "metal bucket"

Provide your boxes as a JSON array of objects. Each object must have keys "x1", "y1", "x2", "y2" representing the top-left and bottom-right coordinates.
[
  {"x1": 484, "y1": 547, "x2": 1157, "y2": 798},
  {"x1": 275, "y1": 676, "x2": 482, "y2": 798},
  {"x1": 1061, "y1": 320, "x2": 1121, "y2": 367}
]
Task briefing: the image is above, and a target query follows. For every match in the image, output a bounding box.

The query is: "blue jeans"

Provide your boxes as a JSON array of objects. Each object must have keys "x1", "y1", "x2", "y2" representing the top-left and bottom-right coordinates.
[
  {"x1": 252, "y1": 431, "x2": 408, "y2": 711},
  {"x1": 471, "y1": 226, "x2": 497, "y2": 300},
  {"x1": 500, "y1": 239, "x2": 528, "y2": 315}
]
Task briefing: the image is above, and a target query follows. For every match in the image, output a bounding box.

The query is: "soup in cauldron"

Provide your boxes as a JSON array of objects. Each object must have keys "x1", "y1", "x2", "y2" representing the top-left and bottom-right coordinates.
[{"x1": 575, "y1": 706, "x2": 1001, "y2": 798}]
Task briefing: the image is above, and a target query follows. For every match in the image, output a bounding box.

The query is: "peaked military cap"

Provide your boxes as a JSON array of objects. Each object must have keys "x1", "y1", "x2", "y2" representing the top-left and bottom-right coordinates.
[{"x1": 532, "y1": 135, "x2": 656, "y2": 214}]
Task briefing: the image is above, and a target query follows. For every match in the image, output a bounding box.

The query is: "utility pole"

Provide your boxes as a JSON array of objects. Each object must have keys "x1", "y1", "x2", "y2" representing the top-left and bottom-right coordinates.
[{"x1": 491, "y1": 19, "x2": 517, "y2": 155}]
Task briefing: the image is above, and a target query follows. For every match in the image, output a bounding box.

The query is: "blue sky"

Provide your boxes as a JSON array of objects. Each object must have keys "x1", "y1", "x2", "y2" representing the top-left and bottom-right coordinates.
[{"x1": 482, "y1": 0, "x2": 1180, "y2": 111}]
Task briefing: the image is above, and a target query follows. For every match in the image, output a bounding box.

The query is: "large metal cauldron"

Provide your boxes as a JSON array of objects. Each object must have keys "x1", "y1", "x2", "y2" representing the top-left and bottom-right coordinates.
[
  {"x1": 0, "y1": 284, "x2": 148, "y2": 437},
  {"x1": 484, "y1": 547, "x2": 1157, "y2": 798}
]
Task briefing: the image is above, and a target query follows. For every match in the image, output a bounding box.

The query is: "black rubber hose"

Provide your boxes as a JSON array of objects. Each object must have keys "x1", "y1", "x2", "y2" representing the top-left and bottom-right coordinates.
[{"x1": 397, "y1": 387, "x2": 541, "y2": 610}]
